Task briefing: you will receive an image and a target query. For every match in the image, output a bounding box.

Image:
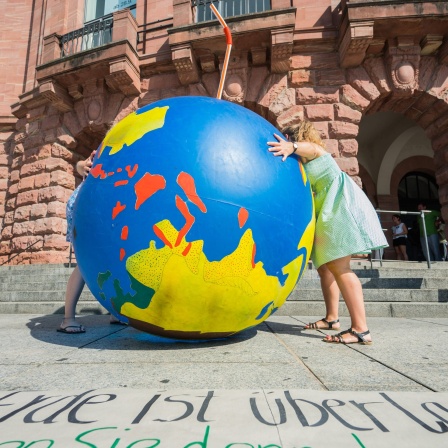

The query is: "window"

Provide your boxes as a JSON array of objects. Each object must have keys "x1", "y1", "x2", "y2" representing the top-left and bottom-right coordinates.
[
  {"x1": 193, "y1": 0, "x2": 271, "y2": 23},
  {"x1": 398, "y1": 172, "x2": 440, "y2": 211},
  {"x1": 85, "y1": 0, "x2": 136, "y2": 23}
]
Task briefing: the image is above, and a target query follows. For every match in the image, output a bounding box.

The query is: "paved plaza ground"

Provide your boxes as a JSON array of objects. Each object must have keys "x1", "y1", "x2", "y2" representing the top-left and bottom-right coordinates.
[{"x1": 0, "y1": 313, "x2": 447, "y2": 447}]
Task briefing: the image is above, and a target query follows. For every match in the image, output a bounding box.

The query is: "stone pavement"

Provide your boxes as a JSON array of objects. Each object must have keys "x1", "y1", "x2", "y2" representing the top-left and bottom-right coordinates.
[{"x1": 1, "y1": 313, "x2": 447, "y2": 447}]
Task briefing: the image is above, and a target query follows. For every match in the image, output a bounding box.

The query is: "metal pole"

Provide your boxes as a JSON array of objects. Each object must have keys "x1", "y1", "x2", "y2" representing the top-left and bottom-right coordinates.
[
  {"x1": 420, "y1": 211, "x2": 431, "y2": 269},
  {"x1": 210, "y1": 3, "x2": 232, "y2": 100}
]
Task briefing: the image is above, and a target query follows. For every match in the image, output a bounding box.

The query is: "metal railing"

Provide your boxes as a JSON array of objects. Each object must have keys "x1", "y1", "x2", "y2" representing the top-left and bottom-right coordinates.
[
  {"x1": 192, "y1": 0, "x2": 271, "y2": 22},
  {"x1": 60, "y1": 15, "x2": 114, "y2": 57},
  {"x1": 373, "y1": 209, "x2": 441, "y2": 269}
]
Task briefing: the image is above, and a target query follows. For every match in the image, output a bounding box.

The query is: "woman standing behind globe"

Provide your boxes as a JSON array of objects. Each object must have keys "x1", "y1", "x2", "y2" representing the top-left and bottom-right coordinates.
[
  {"x1": 57, "y1": 151, "x2": 95, "y2": 333},
  {"x1": 268, "y1": 121, "x2": 388, "y2": 344},
  {"x1": 58, "y1": 151, "x2": 126, "y2": 333}
]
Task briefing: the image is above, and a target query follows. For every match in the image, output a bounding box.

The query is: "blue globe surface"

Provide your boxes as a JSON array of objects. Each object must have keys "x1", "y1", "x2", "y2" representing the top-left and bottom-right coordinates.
[{"x1": 73, "y1": 96, "x2": 314, "y2": 339}]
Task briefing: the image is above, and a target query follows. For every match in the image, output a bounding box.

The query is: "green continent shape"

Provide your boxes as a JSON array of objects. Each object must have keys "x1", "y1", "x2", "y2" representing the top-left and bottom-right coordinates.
[
  {"x1": 97, "y1": 270, "x2": 112, "y2": 289},
  {"x1": 111, "y1": 274, "x2": 155, "y2": 314}
]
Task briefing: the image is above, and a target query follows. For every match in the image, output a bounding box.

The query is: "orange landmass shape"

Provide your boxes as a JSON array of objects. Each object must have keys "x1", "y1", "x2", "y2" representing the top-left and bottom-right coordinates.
[
  {"x1": 134, "y1": 173, "x2": 166, "y2": 210},
  {"x1": 177, "y1": 172, "x2": 207, "y2": 213},
  {"x1": 112, "y1": 201, "x2": 126, "y2": 219},
  {"x1": 238, "y1": 207, "x2": 249, "y2": 228}
]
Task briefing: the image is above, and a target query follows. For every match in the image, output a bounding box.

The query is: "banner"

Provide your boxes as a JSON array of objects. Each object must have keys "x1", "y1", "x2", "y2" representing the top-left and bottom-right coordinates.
[{"x1": 1, "y1": 389, "x2": 448, "y2": 447}]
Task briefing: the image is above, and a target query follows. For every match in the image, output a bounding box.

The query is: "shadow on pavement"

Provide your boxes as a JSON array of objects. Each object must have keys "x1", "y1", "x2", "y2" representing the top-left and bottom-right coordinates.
[
  {"x1": 25, "y1": 313, "x2": 259, "y2": 350},
  {"x1": 259, "y1": 320, "x2": 326, "y2": 340}
]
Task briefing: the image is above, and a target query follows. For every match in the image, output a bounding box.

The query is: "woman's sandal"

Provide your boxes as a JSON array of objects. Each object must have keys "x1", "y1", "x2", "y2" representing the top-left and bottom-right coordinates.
[
  {"x1": 323, "y1": 328, "x2": 372, "y2": 345},
  {"x1": 57, "y1": 324, "x2": 85, "y2": 334},
  {"x1": 305, "y1": 317, "x2": 340, "y2": 330}
]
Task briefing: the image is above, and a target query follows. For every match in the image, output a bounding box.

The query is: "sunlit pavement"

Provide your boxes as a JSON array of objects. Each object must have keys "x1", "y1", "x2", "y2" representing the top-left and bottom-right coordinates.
[{"x1": 1, "y1": 314, "x2": 447, "y2": 447}]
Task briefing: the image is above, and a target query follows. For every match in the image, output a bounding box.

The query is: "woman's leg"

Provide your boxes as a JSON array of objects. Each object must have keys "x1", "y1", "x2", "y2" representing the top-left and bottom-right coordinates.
[
  {"x1": 323, "y1": 255, "x2": 372, "y2": 343},
  {"x1": 394, "y1": 245, "x2": 402, "y2": 260},
  {"x1": 59, "y1": 266, "x2": 86, "y2": 333},
  {"x1": 305, "y1": 264, "x2": 340, "y2": 329},
  {"x1": 399, "y1": 244, "x2": 408, "y2": 261}
]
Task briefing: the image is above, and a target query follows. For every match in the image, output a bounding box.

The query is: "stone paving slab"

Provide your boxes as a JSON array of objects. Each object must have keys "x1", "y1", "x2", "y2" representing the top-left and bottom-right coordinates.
[
  {"x1": 286, "y1": 316, "x2": 448, "y2": 392},
  {"x1": 0, "y1": 362, "x2": 324, "y2": 391},
  {"x1": 0, "y1": 315, "x2": 323, "y2": 390},
  {"x1": 348, "y1": 317, "x2": 448, "y2": 392},
  {"x1": 264, "y1": 317, "x2": 431, "y2": 392},
  {"x1": 0, "y1": 314, "x2": 121, "y2": 365}
]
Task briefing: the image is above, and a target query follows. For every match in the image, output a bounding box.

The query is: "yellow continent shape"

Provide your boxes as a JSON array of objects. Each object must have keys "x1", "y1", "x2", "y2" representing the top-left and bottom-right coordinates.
[
  {"x1": 121, "y1": 217, "x2": 314, "y2": 334},
  {"x1": 99, "y1": 106, "x2": 169, "y2": 157}
]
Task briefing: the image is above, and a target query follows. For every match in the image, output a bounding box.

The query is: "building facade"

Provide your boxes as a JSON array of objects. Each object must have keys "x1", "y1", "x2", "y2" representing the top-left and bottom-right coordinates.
[{"x1": 0, "y1": 0, "x2": 447, "y2": 264}]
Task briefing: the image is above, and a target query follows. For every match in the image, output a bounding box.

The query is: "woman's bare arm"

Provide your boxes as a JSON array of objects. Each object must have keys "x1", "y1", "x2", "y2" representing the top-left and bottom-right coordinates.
[{"x1": 267, "y1": 133, "x2": 325, "y2": 162}]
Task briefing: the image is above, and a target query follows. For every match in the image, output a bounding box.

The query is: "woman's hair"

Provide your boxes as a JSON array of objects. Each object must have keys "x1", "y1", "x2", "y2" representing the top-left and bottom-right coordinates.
[
  {"x1": 392, "y1": 214, "x2": 401, "y2": 221},
  {"x1": 283, "y1": 121, "x2": 325, "y2": 148}
]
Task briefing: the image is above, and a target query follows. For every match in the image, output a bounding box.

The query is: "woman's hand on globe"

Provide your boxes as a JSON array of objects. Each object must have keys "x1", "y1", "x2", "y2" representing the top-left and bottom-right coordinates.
[
  {"x1": 267, "y1": 134, "x2": 295, "y2": 162},
  {"x1": 76, "y1": 150, "x2": 96, "y2": 178},
  {"x1": 84, "y1": 150, "x2": 96, "y2": 175}
]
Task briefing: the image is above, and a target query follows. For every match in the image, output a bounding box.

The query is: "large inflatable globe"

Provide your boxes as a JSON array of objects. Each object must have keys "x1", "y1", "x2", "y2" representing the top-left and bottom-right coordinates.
[{"x1": 73, "y1": 96, "x2": 314, "y2": 339}]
